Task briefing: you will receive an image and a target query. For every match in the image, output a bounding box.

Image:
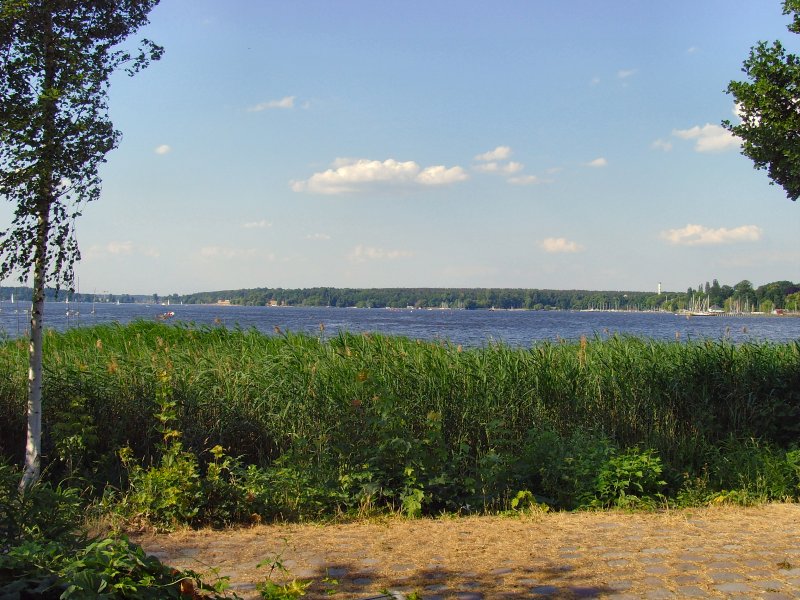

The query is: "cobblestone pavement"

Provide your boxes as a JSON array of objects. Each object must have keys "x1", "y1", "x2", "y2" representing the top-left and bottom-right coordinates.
[{"x1": 136, "y1": 503, "x2": 800, "y2": 599}]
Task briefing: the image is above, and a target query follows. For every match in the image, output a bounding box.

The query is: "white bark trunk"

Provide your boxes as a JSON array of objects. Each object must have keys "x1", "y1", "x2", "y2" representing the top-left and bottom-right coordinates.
[{"x1": 19, "y1": 235, "x2": 46, "y2": 491}]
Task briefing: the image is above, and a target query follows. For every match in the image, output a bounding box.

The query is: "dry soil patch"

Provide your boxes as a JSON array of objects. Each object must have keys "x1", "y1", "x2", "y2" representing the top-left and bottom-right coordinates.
[{"x1": 134, "y1": 503, "x2": 800, "y2": 599}]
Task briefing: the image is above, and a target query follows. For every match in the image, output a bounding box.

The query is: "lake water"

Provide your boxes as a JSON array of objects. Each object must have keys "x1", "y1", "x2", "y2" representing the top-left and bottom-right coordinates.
[{"x1": 2, "y1": 301, "x2": 799, "y2": 346}]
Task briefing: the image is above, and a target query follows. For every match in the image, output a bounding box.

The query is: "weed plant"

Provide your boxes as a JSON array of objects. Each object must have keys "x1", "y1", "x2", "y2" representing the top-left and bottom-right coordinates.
[{"x1": 1, "y1": 321, "x2": 799, "y2": 521}]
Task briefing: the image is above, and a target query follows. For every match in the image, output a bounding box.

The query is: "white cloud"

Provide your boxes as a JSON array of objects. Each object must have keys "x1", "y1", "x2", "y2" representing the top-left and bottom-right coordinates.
[
  {"x1": 107, "y1": 241, "x2": 134, "y2": 255},
  {"x1": 348, "y1": 244, "x2": 413, "y2": 263},
  {"x1": 248, "y1": 96, "x2": 296, "y2": 112},
  {"x1": 687, "y1": 46, "x2": 699, "y2": 54},
  {"x1": 586, "y1": 157, "x2": 608, "y2": 168},
  {"x1": 660, "y1": 223, "x2": 763, "y2": 246},
  {"x1": 83, "y1": 241, "x2": 160, "y2": 260},
  {"x1": 540, "y1": 237, "x2": 583, "y2": 253},
  {"x1": 672, "y1": 123, "x2": 740, "y2": 152},
  {"x1": 306, "y1": 233, "x2": 331, "y2": 240},
  {"x1": 473, "y1": 161, "x2": 524, "y2": 174},
  {"x1": 651, "y1": 139, "x2": 673, "y2": 152},
  {"x1": 243, "y1": 219, "x2": 272, "y2": 229},
  {"x1": 154, "y1": 144, "x2": 171, "y2": 155},
  {"x1": 291, "y1": 158, "x2": 468, "y2": 194},
  {"x1": 417, "y1": 165, "x2": 469, "y2": 185},
  {"x1": 474, "y1": 146, "x2": 512, "y2": 161},
  {"x1": 617, "y1": 69, "x2": 637, "y2": 79},
  {"x1": 508, "y1": 175, "x2": 541, "y2": 185}
]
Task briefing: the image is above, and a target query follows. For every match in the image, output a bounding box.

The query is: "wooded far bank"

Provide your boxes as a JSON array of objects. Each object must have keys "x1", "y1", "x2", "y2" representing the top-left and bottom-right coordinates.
[{"x1": 3, "y1": 278, "x2": 799, "y2": 313}]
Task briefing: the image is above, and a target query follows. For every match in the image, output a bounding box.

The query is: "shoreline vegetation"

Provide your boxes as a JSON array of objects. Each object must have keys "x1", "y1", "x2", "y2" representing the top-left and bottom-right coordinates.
[
  {"x1": 2, "y1": 278, "x2": 799, "y2": 314},
  {"x1": 2, "y1": 321, "x2": 799, "y2": 596},
  {"x1": 2, "y1": 322, "x2": 798, "y2": 518}
]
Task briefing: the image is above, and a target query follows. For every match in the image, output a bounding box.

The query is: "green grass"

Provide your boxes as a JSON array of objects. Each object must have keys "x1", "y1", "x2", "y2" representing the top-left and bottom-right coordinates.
[{"x1": 2, "y1": 321, "x2": 799, "y2": 518}]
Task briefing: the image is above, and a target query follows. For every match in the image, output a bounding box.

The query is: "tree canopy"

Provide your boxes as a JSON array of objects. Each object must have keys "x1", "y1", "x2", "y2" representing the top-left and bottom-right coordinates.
[
  {"x1": 724, "y1": 0, "x2": 800, "y2": 201},
  {"x1": 0, "y1": 0, "x2": 162, "y2": 286}
]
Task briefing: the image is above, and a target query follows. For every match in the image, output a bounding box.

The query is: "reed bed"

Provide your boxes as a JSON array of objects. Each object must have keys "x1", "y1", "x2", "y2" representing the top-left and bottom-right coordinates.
[{"x1": 1, "y1": 321, "x2": 799, "y2": 515}]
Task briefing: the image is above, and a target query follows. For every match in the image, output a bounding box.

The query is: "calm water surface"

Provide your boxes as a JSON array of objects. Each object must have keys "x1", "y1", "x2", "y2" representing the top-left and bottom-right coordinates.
[{"x1": 1, "y1": 301, "x2": 799, "y2": 346}]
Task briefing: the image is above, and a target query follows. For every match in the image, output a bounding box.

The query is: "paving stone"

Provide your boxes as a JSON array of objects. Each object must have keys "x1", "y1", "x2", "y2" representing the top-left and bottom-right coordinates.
[
  {"x1": 677, "y1": 553, "x2": 704, "y2": 561},
  {"x1": 641, "y1": 547, "x2": 670, "y2": 555},
  {"x1": 751, "y1": 579, "x2": 786, "y2": 591},
  {"x1": 674, "y1": 574, "x2": 704, "y2": 585},
  {"x1": 714, "y1": 582, "x2": 752, "y2": 593},
  {"x1": 708, "y1": 560, "x2": 738, "y2": 569},
  {"x1": 389, "y1": 563, "x2": 415, "y2": 572},
  {"x1": 423, "y1": 584, "x2": 448, "y2": 592},
  {"x1": 570, "y1": 586, "x2": 603, "y2": 598},
  {"x1": 709, "y1": 570, "x2": 742, "y2": 582},
  {"x1": 644, "y1": 589, "x2": 675, "y2": 599},
  {"x1": 675, "y1": 586, "x2": 709, "y2": 597},
  {"x1": 761, "y1": 593, "x2": 796, "y2": 600},
  {"x1": 530, "y1": 585, "x2": 559, "y2": 595},
  {"x1": 421, "y1": 570, "x2": 445, "y2": 580},
  {"x1": 644, "y1": 565, "x2": 671, "y2": 574},
  {"x1": 722, "y1": 544, "x2": 742, "y2": 551},
  {"x1": 742, "y1": 559, "x2": 771, "y2": 568},
  {"x1": 325, "y1": 567, "x2": 347, "y2": 578},
  {"x1": 672, "y1": 562, "x2": 701, "y2": 572},
  {"x1": 607, "y1": 559, "x2": 631, "y2": 568},
  {"x1": 607, "y1": 580, "x2": 633, "y2": 591},
  {"x1": 453, "y1": 593, "x2": 483, "y2": 600},
  {"x1": 489, "y1": 567, "x2": 514, "y2": 575},
  {"x1": 601, "y1": 551, "x2": 633, "y2": 560},
  {"x1": 352, "y1": 577, "x2": 373, "y2": 586}
]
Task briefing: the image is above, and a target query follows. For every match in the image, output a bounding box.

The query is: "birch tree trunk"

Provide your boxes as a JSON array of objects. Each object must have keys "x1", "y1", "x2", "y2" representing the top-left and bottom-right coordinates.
[{"x1": 19, "y1": 212, "x2": 49, "y2": 491}]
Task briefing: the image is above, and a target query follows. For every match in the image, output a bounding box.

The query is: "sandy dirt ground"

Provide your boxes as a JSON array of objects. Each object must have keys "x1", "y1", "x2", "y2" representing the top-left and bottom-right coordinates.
[{"x1": 134, "y1": 503, "x2": 800, "y2": 599}]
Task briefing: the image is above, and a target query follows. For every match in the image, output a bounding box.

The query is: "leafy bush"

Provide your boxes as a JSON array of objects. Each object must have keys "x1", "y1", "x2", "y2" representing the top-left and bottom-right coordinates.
[
  {"x1": 0, "y1": 460, "x2": 234, "y2": 599},
  {"x1": 579, "y1": 446, "x2": 666, "y2": 509}
]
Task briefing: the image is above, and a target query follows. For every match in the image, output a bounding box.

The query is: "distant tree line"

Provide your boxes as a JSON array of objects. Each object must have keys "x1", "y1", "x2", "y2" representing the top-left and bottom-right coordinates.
[
  {"x1": 179, "y1": 279, "x2": 800, "y2": 313},
  {"x1": 2, "y1": 279, "x2": 797, "y2": 313}
]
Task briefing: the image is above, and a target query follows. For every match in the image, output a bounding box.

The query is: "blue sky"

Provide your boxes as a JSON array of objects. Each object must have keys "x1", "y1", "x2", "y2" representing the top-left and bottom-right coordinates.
[{"x1": 54, "y1": 1, "x2": 800, "y2": 295}]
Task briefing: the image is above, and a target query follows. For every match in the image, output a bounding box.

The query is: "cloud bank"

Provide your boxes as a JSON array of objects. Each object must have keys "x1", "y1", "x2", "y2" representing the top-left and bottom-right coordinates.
[
  {"x1": 660, "y1": 224, "x2": 762, "y2": 246},
  {"x1": 540, "y1": 237, "x2": 583, "y2": 253},
  {"x1": 473, "y1": 146, "x2": 541, "y2": 185},
  {"x1": 672, "y1": 124, "x2": 740, "y2": 152},
  {"x1": 474, "y1": 146, "x2": 512, "y2": 161},
  {"x1": 248, "y1": 96, "x2": 296, "y2": 112},
  {"x1": 242, "y1": 219, "x2": 272, "y2": 229},
  {"x1": 291, "y1": 158, "x2": 468, "y2": 194}
]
